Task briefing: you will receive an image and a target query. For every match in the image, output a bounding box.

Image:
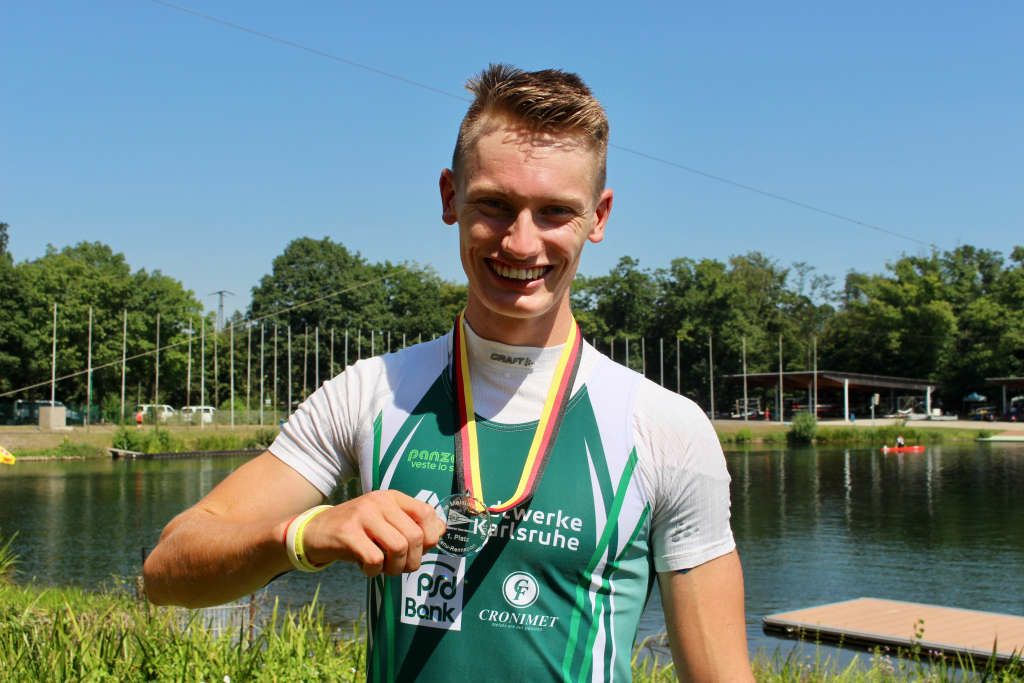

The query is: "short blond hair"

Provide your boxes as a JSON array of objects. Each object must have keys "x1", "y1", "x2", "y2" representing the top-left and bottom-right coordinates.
[{"x1": 451, "y1": 64, "x2": 609, "y2": 192}]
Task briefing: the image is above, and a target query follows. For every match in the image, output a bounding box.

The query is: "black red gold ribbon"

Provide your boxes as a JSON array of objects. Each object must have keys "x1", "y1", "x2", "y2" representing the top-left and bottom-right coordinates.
[{"x1": 452, "y1": 312, "x2": 583, "y2": 513}]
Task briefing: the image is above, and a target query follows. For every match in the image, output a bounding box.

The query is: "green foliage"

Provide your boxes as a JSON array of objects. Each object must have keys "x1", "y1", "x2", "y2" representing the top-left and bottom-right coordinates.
[
  {"x1": 718, "y1": 428, "x2": 755, "y2": 445},
  {"x1": 110, "y1": 427, "x2": 276, "y2": 454},
  {"x1": 0, "y1": 586, "x2": 365, "y2": 682},
  {"x1": 248, "y1": 237, "x2": 464, "y2": 350},
  {"x1": 0, "y1": 240, "x2": 202, "y2": 404},
  {"x1": 820, "y1": 247, "x2": 1024, "y2": 407},
  {"x1": 0, "y1": 531, "x2": 16, "y2": 582},
  {"x1": 112, "y1": 427, "x2": 184, "y2": 454},
  {"x1": 1, "y1": 581, "x2": 1021, "y2": 681},
  {"x1": 787, "y1": 413, "x2": 819, "y2": 444},
  {"x1": 244, "y1": 428, "x2": 279, "y2": 450},
  {"x1": 3, "y1": 232, "x2": 1021, "y2": 419},
  {"x1": 51, "y1": 439, "x2": 104, "y2": 458}
]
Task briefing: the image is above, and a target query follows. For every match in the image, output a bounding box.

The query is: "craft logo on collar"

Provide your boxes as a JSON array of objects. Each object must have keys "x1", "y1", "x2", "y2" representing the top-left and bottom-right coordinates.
[{"x1": 490, "y1": 352, "x2": 534, "y2": 367}]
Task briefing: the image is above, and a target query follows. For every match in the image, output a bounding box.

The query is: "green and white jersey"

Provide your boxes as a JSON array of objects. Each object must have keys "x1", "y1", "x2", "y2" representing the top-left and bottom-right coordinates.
[{"x1": 271, "y1": 326, "x2": 734, "y2": 682}]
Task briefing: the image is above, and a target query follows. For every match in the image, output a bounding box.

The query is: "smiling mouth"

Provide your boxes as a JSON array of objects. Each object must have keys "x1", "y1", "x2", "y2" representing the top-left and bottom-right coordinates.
[{"x1": 487, "y1": 260, "x2": 552, "y2": 282}]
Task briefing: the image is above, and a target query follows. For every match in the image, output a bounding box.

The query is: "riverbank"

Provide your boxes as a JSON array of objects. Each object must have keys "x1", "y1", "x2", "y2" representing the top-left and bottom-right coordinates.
[
  {"x1": 1, "y1": 580, "x2": 1018, "y2": 682},
  {"x1": 3, "y1": 416, "x2": 1022, "y2": 457},
  {"x1": 0, "y1": 424, "x2": 279, "y2": 459}
]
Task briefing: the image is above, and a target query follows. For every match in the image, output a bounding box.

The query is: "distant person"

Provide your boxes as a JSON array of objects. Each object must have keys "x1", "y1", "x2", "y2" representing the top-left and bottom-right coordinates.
[
  {"x1": 135, "y1": 409, "x2": 144, "y2": 428},
  {"x1": 895, "y1": 434, "x2": 906, "y2": 448},
  {"x1": 143, "y1": 64, "x2": 752, "y2": 681}
]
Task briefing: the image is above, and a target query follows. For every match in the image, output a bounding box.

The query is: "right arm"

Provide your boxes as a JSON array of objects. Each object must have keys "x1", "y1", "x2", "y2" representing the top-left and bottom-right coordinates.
[{"x1": 142, "y1": 450, "x2": 444, "y2": 608}]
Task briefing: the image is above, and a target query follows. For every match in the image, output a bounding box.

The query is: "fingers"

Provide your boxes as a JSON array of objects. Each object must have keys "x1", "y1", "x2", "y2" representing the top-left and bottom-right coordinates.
[{"x1": 299, "y1": 490, "x2": 447, "y2": 578}]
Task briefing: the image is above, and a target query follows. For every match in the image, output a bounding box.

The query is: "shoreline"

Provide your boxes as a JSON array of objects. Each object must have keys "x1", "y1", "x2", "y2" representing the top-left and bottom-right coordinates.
[{"x1": 2, "y1": 418, "x2": 1022, "y2": 459}]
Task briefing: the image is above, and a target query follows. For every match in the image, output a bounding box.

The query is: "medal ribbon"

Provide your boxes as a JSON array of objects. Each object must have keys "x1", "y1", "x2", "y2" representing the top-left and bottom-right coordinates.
[{"x1": 452, "y1": 312, "x2": 583, "y2": 513}]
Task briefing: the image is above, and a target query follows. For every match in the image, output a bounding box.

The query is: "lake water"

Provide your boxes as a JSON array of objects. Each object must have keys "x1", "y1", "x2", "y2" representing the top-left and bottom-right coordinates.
[{"x1": 2, "y1": 443, "x2": 1022, "y2": 662}]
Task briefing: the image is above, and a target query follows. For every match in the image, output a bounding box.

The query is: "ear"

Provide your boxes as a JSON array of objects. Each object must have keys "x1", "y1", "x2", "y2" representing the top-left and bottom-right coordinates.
[
  {"x1": 439, "y1": 169, "x2": 458, "y2": 225},
  {"x1": 587, "y1": 188, "x2": 613, "y2": 244}
]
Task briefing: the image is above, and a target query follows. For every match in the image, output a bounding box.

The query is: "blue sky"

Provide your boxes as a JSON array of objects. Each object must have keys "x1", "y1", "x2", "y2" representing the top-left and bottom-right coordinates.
[{"x1": 4, "y1": 1, "x2": 1021, "y2": 317}]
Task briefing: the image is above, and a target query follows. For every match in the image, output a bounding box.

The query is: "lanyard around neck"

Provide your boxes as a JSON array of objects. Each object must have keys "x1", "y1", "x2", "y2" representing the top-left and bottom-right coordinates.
[{"x1": 452, "y1": 312, "x2": 583, "y2": 513}]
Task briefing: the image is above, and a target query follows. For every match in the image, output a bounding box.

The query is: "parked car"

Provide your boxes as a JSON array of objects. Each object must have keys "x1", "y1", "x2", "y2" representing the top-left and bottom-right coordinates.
[
  {"x1": 181, "y1": 405, "x2": 216, "y2": 424},
  {"x1": 968, "y1": 405, "x2": 997, "y2": 422},
  {"x1": 136, "y1": 404, "x2": 177, "y2": 422},
  {"x1": 13, "y1": 399, "x2": 81, "y2": 425}
]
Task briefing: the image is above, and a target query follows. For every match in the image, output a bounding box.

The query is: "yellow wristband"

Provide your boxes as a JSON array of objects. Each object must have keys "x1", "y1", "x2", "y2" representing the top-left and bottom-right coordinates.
[{"x1": 285, "y1": 505, "x2": 334, "y2": 572}]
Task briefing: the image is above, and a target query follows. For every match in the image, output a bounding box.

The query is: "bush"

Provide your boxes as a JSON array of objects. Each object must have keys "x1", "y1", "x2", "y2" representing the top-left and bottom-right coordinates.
[
  {"x1": 733, "y1": 428, "x2": 753, "y2": 444},
  {"x1": 112, "y1": 427, "x2": 183, "y2": 454},
  {"x1": 51, "y1": 439, "x2": 105, "y2": 458},
  {"x1": 787, "y1": 412, "x2": 818, "y2": 445},
  {"x1": 244, "y1": 428, "x2": 279, "y2": 450}
]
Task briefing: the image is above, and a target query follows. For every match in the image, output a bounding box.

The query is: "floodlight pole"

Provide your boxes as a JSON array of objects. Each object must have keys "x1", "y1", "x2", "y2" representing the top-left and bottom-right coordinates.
[
  {"x1": 51, "y1": 303, "x2": 58, "y2": 405},
  {"x1": 120, "y1": 310, "x2": 127, "y2": 423},
  {"x1": 742, "y1": 336, "x2": 748, "y2": 423}
]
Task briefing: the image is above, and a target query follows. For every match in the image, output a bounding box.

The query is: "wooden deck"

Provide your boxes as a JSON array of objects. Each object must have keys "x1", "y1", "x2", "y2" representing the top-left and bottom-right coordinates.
[{"x1": 763, "y1": 598, "x2": 1024, "y2": 664}]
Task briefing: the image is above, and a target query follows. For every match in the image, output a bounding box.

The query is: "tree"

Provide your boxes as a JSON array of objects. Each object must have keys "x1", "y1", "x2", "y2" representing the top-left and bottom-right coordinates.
[{"x1": 0, "y1": 242, "x2": 202, "y2": 410}]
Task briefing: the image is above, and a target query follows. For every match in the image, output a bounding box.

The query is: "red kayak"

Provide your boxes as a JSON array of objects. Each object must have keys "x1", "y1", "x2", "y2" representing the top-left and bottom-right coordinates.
[{"x1": 881, "y1": 445, "x2": 926, "y2": 454}]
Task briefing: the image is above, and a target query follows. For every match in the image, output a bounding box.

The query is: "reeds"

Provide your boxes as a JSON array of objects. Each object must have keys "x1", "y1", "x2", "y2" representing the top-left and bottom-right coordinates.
[
  {"x1": 0, "y1": 580, "x2": 1020, "y2": 681},
  {"x1": 0, "y1": 584, "x2": 362, "y2": 682}
]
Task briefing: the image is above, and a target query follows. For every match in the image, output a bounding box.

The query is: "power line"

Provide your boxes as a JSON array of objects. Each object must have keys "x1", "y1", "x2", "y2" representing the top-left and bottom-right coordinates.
[
  {"x1": 147, "y1": 0, "x2": 469, "y2": 103},
  {"x1": 147, "y1": 0, "x2": 937, "y2": 250},
  {"x1": 609, "y1": 145, "x2": 936, "y2": 248},
  {"x1": 0, "y1": 270, "x2": 395, "y2": 398}
]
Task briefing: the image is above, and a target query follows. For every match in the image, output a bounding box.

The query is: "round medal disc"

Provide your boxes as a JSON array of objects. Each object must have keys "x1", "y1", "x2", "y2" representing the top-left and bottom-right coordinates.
[{"x1": 435, "y1": 493, "x2": 494, "y2": 556}]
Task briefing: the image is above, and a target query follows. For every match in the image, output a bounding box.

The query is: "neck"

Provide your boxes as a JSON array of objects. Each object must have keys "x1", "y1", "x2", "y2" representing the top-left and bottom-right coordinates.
[{"x1": 463, "y1": 299, "x2": 574, "y2": 347}]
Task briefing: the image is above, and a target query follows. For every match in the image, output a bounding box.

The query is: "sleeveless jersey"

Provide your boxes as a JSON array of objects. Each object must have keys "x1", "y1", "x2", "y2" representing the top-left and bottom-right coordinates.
[{"x1": 271, "y1": 332, "x2": 735, "y2": 682}]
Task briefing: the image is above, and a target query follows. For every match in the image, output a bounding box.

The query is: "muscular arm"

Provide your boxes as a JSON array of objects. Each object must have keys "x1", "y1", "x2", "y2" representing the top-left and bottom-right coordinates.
[
  {"x1": 143, "y1": 451, "x2": 444, "y2": 608},
  {"x1": 659, "y1": 550, "x2": 754, "y2": 682}
]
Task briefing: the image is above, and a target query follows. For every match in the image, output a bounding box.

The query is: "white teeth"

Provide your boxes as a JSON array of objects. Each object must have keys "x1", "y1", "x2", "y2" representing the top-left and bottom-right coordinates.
[{"x1": 492, "y1": 263, "x2": 546, "y2": 280}]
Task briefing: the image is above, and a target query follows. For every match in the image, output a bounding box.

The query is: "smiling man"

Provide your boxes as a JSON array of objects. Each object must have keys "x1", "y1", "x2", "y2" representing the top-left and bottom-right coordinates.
[{"x1": 143, "y1": 64, "x2": 752, "y2": 682}]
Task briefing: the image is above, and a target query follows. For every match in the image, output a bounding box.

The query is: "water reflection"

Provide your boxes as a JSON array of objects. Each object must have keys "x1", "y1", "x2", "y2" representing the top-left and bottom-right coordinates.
[
  {"x1": 1, "y1": 444, "x2": 1022, "y2": 656},
  {"x1": 729, "y1": 444, "x2": 1024, "y2": 656}
]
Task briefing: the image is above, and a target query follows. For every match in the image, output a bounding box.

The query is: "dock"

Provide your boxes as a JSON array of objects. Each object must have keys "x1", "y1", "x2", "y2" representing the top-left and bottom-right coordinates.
[{"x1": 763, "y1": 598, "x2": 1024, "y2": 664}]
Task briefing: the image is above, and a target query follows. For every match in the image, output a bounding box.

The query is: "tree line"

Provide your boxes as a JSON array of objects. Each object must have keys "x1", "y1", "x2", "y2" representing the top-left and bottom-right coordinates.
[{"x1": 1, "y1": 220, "x2": 1021, "y2": 418}]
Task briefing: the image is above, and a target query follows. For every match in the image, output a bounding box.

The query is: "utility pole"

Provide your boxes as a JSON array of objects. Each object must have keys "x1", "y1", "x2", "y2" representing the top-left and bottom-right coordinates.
[{"x1": 208, "y1": 290, "x2": 235, "y2": 332}]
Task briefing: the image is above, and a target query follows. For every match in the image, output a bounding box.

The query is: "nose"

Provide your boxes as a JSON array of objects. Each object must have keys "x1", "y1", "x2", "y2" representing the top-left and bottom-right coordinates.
[{"x1": 501, "y1": 209, "x2": 542, "y2": 259}]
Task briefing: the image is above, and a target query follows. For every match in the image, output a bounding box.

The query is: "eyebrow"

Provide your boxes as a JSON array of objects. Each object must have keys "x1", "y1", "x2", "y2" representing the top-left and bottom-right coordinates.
[{"x1": 464, "y1": 183, "x2": 587, "y2": 210}]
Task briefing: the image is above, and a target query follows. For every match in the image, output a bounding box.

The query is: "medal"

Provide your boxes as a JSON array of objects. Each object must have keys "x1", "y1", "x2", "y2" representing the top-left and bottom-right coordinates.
[
  {"x1": 434, "y1": 493, "x2": 494, "y2": 556},
  {"x1": 450, "y1": 311, "x2": 583, "y2": 520}
]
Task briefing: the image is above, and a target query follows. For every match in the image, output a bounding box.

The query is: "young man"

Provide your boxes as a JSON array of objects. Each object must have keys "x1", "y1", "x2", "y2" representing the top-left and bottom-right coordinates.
[{"x1": 144, "y1": 64, "x2": 752, "y2": 681}]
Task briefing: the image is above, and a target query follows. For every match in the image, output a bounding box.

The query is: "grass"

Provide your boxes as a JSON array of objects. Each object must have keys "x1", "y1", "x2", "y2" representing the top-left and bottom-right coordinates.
[
  {"x1": 812, "y1": 425, "x2": 993, "y2": 446},
  {"x1": 0, "y1": 531, "x2": 16, "y2": 582},
  {"x1": 0, "y1": 578, "x2": 1020, "y2": 681},
  {"x1": 1, "y1": 425, "x2": 279, "y2": 459},
  {"x1": 715, "y1": 421, "x2": 995, "y2": 448},
  {"x1": 109, "y1": 425, "x2": 279, "y2": 454}
]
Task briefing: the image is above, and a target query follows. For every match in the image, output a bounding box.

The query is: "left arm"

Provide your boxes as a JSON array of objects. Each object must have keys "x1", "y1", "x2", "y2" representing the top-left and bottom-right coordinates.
[{"x1": 659, "y1": 549, "x2": 754, "y2": 682}]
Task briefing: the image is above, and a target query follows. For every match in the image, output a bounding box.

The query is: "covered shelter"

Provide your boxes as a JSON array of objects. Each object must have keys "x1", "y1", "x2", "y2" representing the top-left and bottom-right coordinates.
[
  {"x1": 985, "y1": 377, "x2": 1024, "y2": 417},
  {"x1": 723, "y1": 370, "x2": 935, "y2": 423}
]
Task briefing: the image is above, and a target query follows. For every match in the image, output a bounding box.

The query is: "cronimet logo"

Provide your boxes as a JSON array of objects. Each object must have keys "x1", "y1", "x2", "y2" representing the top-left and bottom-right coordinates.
[{"x1": 501, "y1": 571, "x2": 539, "y2": 608}]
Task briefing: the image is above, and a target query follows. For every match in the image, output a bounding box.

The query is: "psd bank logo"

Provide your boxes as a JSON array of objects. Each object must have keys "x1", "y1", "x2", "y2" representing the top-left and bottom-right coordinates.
[
  {"x1": 401, "y1": 554, "x2": 466, "y2": 631},
  {"x1": 502, "y1": 572, "x2": 539, "y2": 608}
]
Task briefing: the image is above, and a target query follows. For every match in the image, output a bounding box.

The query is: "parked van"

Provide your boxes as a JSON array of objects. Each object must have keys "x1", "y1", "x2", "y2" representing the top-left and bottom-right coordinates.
[
  {"x1": 181, "y1": 405, "x2": 216, "y2": 424},
  {"x1": 136, "y1": 404, "x2": 176, "y2": 422}
]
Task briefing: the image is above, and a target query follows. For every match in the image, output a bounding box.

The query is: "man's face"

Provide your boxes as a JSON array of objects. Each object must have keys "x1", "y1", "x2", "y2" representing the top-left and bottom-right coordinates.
[{"x1": 440, "y1": 119, "x2": 613, "y2": 344}]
